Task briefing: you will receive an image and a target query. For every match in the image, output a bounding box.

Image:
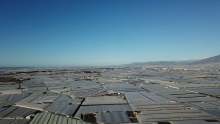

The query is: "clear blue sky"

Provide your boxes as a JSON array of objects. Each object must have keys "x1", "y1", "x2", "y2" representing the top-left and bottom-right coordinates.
[{"x1": 0, "y1": 0, "x2": 220, "y2": 66}]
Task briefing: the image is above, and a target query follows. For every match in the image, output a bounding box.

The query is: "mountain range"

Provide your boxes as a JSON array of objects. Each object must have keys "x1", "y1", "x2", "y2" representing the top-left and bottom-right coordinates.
[
  {"x1": 193, "y1": 54, "x2": 220, "y2": 64},
  {"x1": 129, "y1": 54, "x2": 220, "y2": 66}
]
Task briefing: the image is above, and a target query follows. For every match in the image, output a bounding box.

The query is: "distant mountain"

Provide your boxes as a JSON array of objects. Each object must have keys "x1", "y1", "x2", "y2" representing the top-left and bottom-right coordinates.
[
  {"x1": 193, "y1": 55, "x2": 220, "y2": 64},
  {"x1": 128, "y1": 54, "x2": 220, "y2": 66},
  {"x1": 128, "y1": 60, "x2": 194, "y2": 67}
]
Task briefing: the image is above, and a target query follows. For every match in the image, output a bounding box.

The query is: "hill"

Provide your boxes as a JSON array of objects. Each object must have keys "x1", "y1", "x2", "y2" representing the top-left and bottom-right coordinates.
[{"x1": 193, "y1": 55, "x2": 220, "y2": 64}]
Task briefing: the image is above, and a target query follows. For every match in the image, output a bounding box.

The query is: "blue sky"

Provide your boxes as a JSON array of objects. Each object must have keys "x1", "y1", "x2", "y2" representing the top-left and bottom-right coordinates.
[{"x1": 0, "y1": 0, "x2": 220, "y2": 66}]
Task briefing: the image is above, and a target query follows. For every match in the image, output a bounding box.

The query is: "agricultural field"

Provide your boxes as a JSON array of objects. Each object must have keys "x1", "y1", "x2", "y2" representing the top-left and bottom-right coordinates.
[{"x1": 0, "y1": 56, "x2": 220, "y2": 124}]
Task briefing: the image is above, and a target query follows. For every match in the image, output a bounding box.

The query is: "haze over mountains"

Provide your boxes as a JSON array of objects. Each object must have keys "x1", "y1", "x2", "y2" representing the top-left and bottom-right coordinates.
[{"x1": 0, "y1": 55, "x2": 220, "y2": 68}]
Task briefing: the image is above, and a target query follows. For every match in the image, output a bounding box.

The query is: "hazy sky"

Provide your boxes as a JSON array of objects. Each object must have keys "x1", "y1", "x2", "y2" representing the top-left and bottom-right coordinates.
[{"x1": 0, "y1": 0, "x2": 220, "y2": 66}]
